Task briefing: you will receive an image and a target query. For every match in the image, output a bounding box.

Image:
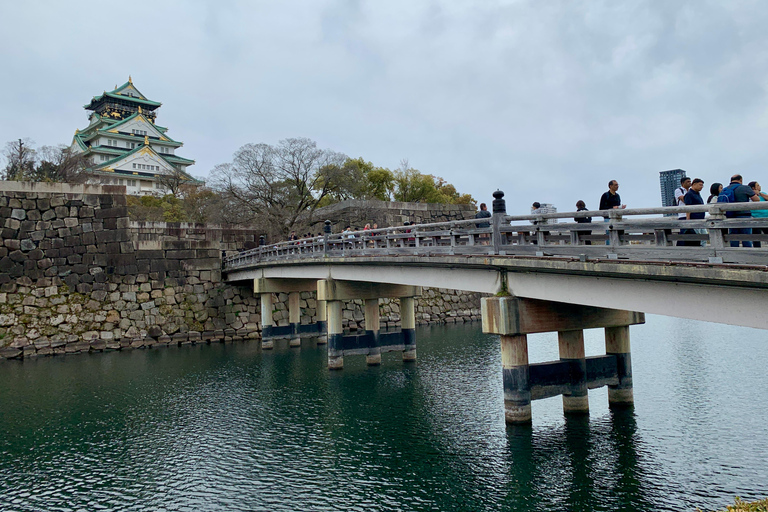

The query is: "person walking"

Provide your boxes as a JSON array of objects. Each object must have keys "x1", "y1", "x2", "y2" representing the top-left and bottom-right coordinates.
[
  {"x1": 575, "y1": 200, "x2": 592, "y2": 245},
  {"x1": 748, "y1": 181, "x2": 768, "y2": 248},
  {"x1": 674, "y1": 176, "x2": 691, "y2": 246},
  {"x1": 599, "y1": 180, "x2": 626, "y2": 244},
  {"x1": 682, "y1": 178, "x2": 705, "y2": 247},
  {"x1": 723, "y1": 174, "x2": 759, "y2": 247}
]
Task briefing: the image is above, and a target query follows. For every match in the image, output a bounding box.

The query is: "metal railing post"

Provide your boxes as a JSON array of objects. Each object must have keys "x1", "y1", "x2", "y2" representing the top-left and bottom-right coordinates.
[{"x1": 492, "y1": 190, "x2": 506, "y2": 255}]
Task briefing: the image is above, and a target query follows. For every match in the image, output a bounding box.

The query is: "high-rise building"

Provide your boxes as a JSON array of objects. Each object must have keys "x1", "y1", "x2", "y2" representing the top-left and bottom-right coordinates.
[
  {"x1": 659, "y1": 169, "x2": 687, "y2": 207},
  {"x1": 70, "y1": 77, "x2": 199, "y2": 195}
]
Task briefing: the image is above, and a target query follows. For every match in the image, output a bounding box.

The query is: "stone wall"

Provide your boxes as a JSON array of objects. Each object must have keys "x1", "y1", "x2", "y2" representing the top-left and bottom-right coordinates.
[
  {"x1": 0, "y1": 183, "x2": 482, "y2": 361},
  {"x1": 309, "y1": 199, "x2": 476, "y2": 233}
]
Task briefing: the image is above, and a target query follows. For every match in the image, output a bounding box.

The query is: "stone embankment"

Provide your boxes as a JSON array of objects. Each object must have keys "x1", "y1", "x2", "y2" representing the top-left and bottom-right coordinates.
[{"x1": 0, "y1": 183, "x2": 482, "y2": 361}]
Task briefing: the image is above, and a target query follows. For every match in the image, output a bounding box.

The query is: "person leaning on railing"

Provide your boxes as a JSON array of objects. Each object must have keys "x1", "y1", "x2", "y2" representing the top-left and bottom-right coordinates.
[
  {"x1": 724, "y1": 174, "x2": 759, "y2": 248},
  {"x1": 574, "y1": 200, "x2": 593, "y2": 245}
]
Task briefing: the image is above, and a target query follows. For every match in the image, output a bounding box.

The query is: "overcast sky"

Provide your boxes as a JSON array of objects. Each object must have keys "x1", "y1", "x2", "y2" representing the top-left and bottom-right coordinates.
[{"x1": 1, "y1": 0, "x2": 767, "y2": 214}]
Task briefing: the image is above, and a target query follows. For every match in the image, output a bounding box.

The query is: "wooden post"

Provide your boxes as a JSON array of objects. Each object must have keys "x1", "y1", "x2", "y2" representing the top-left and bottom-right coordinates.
[
  {"x1": 260, "y1": 293, "x2": 274, "y2": 350},
  {"x1": 401, "y1": 296, "x2": 416, "y2": 362},
  {"x1": 327, "y1": 300, "x2": 343, "y2": 370},
  {"x1": 605, "y1": 325, "x2": 633, "y2": 406},
  {"x1": 288, "y1": 292, "x2": 300, "y2": 347},
  {"x1": 365, "y1": 298, "x2": 381, "y2": 366},
  {"x1": 316, "y1": 299, "x2": 327, "y2": 345},
  {"x1": 558, "y1": 329, "x2": 589, "y2": 414},
  {"x1": 501, "y1": 334, "x2": 532, "y2": 424}
]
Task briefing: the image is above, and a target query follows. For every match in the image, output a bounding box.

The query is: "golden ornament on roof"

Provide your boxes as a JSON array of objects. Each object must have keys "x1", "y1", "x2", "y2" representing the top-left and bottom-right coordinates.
[{"x1": 144, "y1": 135, "x2": 149, "y2": 145}]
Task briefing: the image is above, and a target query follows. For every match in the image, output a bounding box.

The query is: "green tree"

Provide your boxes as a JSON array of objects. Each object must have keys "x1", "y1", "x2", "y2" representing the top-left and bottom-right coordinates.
[{"x1": 391, "y1": 160, "x2": 476, "y2": 206}]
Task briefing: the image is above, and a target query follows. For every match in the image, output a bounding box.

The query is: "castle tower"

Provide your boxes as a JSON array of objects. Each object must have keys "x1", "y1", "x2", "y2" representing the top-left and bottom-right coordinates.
[{"x1": 70, "y1": 77, "x2": 199, "y2": 194}]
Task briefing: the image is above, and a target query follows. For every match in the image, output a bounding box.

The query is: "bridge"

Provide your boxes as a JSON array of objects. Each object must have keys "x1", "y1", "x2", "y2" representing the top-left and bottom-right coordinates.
[{"x1": 222, "y1": 191, "x2": 768, "y2": 423}]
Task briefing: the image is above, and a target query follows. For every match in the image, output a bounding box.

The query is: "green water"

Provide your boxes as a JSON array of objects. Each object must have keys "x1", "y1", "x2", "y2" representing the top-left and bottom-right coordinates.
[{"x1": 1, "y1": 316, "x2": 767, "y2": 511}]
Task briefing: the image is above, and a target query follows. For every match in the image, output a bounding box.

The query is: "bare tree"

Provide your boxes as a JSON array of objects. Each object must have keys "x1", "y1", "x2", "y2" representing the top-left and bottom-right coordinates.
[
  {"x1": 155, "y1": 167, "x2": 198, "y2": 197},
  {"x1": 211, "y1": 137, "x2": 347, "y2": 238},
  {"x1": 32, "y1": 145, "x2": 90, "y2": 183},
  {"x1": 2, "y1": 138, "x2": 36, "y2": 181}
]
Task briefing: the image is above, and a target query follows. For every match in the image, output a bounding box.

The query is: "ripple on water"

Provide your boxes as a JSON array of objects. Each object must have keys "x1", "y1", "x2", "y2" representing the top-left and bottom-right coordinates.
[{"x1": 0, "y1": 321, "x2": 767, "y2": 511}]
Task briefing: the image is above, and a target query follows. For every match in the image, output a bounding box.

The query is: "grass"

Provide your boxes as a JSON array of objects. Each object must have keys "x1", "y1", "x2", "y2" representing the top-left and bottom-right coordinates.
[{"x1": 701, "y1": 498, "x2": 768, "y2": 512}]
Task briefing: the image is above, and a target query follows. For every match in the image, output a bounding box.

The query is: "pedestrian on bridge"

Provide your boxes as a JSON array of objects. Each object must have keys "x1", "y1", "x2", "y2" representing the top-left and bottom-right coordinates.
[
  {"x1": 599, "y1": 180, "x2": 626, "y2": 245},
  {"x1": 682, "y1": 178, "x2": 705, "y2": 247},
  {"x1": 723, "y1": 174, "x2": 759, "y2": 248},
  {"x1": 707, "y1": 183, "x2": 723, "y2": 204},
  {"x1": 475, "y1": 203, "x2": 491, "y2": 245},
  {"x1": 675, "y1": 176, "x2": 692, "y2": 246},
  {"x1": 575, "y1": 200, "x2": 592, "y2": 245},
  {"x1": 748, "y1": 181, "x2": 768, "y2": 247}
]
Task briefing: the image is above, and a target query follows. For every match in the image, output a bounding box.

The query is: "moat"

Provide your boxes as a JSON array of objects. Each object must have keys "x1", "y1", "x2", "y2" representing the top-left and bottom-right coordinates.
[{"x1": 1, "y1": 317, "x2": 766, "y2": 512}]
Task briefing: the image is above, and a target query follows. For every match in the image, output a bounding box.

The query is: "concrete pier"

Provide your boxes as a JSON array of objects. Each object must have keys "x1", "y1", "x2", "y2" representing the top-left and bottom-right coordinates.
[
  {"x1": 260, "y1": 292, "x2": 274, "y2": 350},
  {"x1": 364, "y1": 299, "x2": 381, "y2": 366},
  {"x1": 501, "y1": 333, "x2": 532, "y2": 423},
  {"x1": 482, "y1": 296, "x2": 643, "y2": 424},
  {"x1": 288, "y1": 292, "x2": 301, "y2": 347},
  {"x1": 558, "y1": 329, "x2": 589, "y2": 414},
  {"x1": 605, "y1": 325, "x2": 633, "y2": 406},
  {"x1": 401, "y1": 296, "x2": 416, "y2": 362},
  {"x1": 317, "y1": 280, "x2": 421, "y2": 369},
  {"x1": 316, "y1": 299, "x2": 327, "y2": 345},
  {"x1": 327, "y1": 300, "x2": 344, "y2": 370}
]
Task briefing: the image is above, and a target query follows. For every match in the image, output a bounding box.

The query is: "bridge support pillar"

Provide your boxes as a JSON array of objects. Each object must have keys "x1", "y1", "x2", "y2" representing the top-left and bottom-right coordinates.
[
  {"x1": 482, "y1": 296, "x2": 643, "y2": 424},
  {"x1": 260, "y1": 293, "x2": 274, "y2": 350},
  {"x1": 327, "y1": 300, "x2": 344, "y2": 370},
  {"x1": 501, "y1": 333, "x2": 532, "y2": 423},
  {"x1": 401, "y1": 296, "x2": 416, "y2": 362},
  {"x1": 558, "y1": 329, "x2": 589, "y2": 415},
  {"x1": 606, "y1": 325, "x2": 633, "y2": 406},
  {"x1": 365, "y1": 299, "x2": 381, "y2": 366},
  {"x1": 316, "y1": 299, "x2": 328, "y2": 345},
  {"x1": 288, "y1": 292, "x2": 301, "y2": 347}
]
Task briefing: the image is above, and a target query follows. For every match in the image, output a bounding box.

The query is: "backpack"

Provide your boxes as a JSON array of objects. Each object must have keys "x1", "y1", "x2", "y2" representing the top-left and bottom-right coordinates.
[{"x1": 718, "y1": 184, "x2": 737, "y2": 217}]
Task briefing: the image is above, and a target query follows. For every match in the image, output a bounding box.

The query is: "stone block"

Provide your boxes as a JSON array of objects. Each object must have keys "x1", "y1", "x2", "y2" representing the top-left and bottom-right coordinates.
[{"x1": 10, "y1": 208, "x2": 26, "y2": 220}]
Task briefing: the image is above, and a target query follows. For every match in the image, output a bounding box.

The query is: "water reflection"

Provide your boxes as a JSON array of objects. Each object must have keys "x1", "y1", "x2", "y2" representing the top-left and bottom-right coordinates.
[{"x1": 0, "y1": 320, "x2": 766, "y2": 511}]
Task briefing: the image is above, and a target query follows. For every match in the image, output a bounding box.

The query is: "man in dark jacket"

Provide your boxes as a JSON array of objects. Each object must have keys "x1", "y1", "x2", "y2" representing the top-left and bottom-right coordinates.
[
  {"x1": 599, "y1": 180, "x2": 626, "y2": 245},
  {"x1": 725, "y1": 174, "x2": 759, "y2": 247},
  {"x1": 475, "y1": 203, "x2": 492, "y2": 245}
]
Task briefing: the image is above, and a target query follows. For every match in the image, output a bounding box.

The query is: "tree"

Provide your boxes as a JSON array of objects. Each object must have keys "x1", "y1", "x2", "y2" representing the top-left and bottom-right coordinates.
[
  {"x1": 211, "y1": 137, "x2": 347, "y2": 237},
  {"x1": 391, "y1": 160, "x2": 476, "y2": 206},
  {"x1": 156, "y1": 167, "x2": 197, "y2": 198},
  {"x1": 2, "y1": 138, "x2": 36, "y2": 181},
  {"x1": 30, "y1": 145, "x2": 90, "y2": 183}
]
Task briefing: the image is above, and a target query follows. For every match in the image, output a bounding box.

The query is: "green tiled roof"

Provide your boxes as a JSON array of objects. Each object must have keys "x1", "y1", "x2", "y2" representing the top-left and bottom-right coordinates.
[{"x1": 85, "y1": 92, "x2": 162, "y2": 109}]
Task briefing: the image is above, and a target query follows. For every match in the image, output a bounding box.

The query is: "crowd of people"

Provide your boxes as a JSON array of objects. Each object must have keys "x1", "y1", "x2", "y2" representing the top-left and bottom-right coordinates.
[{"x1": 476, "y1": 175, "x2": 768, "y2": 248}]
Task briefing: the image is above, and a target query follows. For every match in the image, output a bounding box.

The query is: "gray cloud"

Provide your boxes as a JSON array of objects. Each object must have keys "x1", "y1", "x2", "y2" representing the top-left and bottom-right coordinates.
[{"x1": 1, "y1": 0, "x2": 767, "y2": 214}]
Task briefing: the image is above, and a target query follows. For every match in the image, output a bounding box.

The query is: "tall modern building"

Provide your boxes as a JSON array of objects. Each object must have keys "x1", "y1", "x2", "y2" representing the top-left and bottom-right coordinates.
[
  {"x1": 70, "y1": 77, "x2": 198, "y2": 195},
  {"x1": 659, "y1": 169, "x2": 687, "y2": 207}
]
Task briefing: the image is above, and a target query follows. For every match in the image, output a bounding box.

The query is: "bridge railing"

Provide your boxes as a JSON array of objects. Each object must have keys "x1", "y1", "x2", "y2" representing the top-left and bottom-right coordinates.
[{"x1": 223, "y1": 199, "x2": 768, "y2": 270}]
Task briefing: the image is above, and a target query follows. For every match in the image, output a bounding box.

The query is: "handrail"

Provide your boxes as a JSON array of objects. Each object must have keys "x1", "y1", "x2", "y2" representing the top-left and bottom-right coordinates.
[{"x1": 222, "y1": 200, "x2": 768, "y2": 270}]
